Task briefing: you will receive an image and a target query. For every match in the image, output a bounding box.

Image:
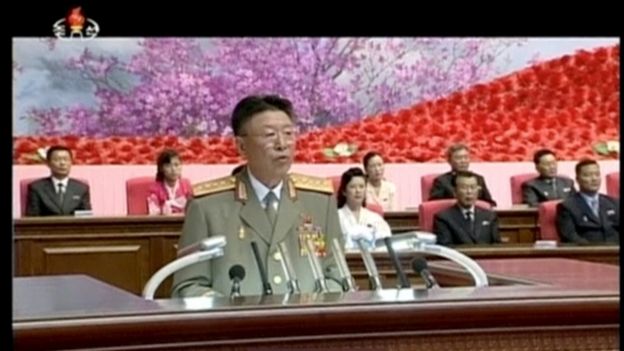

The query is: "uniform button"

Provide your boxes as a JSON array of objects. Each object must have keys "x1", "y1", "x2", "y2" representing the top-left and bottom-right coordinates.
[
  {"x1": 273, "y1": 275, "x2": 283, "y2": 284},
  {"x1": 273, "y1": 251, "x2": 282, "y2": 261}
]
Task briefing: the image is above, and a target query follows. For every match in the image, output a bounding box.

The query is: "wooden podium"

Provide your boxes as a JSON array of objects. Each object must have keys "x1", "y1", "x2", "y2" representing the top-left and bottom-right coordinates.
[{"x1": 13, "y1": 258, "x2": 619, "y2": 351}]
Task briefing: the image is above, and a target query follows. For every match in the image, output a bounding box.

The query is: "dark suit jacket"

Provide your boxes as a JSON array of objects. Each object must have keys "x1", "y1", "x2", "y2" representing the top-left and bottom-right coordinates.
[
  {"x1": 556, "y1": 193, "x2": 619, "y2": 244},
  {"x1": 522, "y1": 176, "x2": 576, "y2": 207},
  {"x1": 429, "y1": 171, "x2": 497, "y2": 206},
  {"x1": 25, "y1": 177, "x2": 91, "y2": 216},
  {"x1": 433, "y1": 205, "x2": 500, "y2": 246}
]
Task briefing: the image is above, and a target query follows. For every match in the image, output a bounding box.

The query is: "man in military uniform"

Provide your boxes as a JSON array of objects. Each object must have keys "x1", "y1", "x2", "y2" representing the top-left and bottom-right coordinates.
[
  {"x1": 429, "y1": 144, "x2": 497, "y2": 206},
  {"x1": 172, "y1": 95, "x2": 344, "y2": 298},
  {"x1": 522, "y1": 149, "x2": 576, "y2": 207}
]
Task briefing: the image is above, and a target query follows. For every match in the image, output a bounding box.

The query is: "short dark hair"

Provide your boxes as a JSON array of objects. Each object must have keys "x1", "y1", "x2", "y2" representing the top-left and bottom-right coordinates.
[
  {"x1": 46, "y1": 145, "x2": 73, "y2": 161},
  {"x1": 575, "y1": 158, "x2": 599, "y2": 176},
  {"x1": 533, "y1": 148, "x2": 556, "y2": 165},
  {"x1": 230, "y1": 95, "x2": 295, "y2": 136},
  {"x1": 451, "y1": 170, "x2": 478, "y2": 188},
  {"x1": 363, "y1": 151, "x2": 383, "y2": 171},
  {"x1": 337, "y1": 167, "x2": 367, "y2": 208},
  {"x1": 156, "y1": 149, "x2": 181, "y2": 182},
  {"x1": 446, "y1": 143, "x2": 469, "y2": 160}
]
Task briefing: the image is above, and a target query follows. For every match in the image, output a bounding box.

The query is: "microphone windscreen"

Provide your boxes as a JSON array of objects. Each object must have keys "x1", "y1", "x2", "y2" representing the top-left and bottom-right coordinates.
[
  {"x1": 229, "y1": 264, "x2": 246, "y2": 280},
  {"x1": 411, "y1": 256, "x2": 429, "y2": 273}
]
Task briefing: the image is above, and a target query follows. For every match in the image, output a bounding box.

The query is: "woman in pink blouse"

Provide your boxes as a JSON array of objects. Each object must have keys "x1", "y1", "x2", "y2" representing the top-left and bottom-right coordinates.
[{"x1": 147, "y1": 149, "x2": 193, "y2": 215}]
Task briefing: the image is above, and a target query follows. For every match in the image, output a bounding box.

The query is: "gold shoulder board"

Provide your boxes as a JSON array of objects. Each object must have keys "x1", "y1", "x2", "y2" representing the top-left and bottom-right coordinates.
[
  {"x1": 193, "y1": 175, "x2": 236, "y2": 198},
  {"x1": 289, "y1": 173, "x2": 334, "y2": 194}
]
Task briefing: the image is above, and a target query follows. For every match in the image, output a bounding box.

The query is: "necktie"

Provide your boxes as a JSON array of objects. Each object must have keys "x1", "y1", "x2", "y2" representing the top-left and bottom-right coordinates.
[
  {"x1": 465, "y1": 210, "x2": 475, "y2": 236},
  {"x1": 590, "y1": 198, "x2": 599, "y2": 217},
  {"x1": 265, "y1": 191, "x2": 278, "y2": 228},
  {"x1": 57, "y1": 183, "x2": 65, "y2": 204}
]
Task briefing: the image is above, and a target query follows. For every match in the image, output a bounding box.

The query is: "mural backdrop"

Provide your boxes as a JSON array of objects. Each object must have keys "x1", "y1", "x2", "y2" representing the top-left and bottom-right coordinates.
[{"x1": 13, "y1": 37, "x2": 620, "y2": 164}]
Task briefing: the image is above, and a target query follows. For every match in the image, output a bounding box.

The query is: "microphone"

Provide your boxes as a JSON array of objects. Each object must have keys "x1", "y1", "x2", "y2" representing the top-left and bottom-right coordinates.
[
  {"x1": 412, "y1": 256, "x2": 439, "y2": 289},
  {"x1": 277, "y1": 242, "x2": 300, "y2": 294},
  {"x1": 331, "y1": 238, "x2": 356, "y2": 292},
  {"x1": 383, "y1": 237, "x2": 411, "y2": 289},
  {"x1": 355, "y1": 238, "x2": 382, "y2": 290},
  {"x1": 177, "y1": 236, "x2": 227, "y2": 257},
  {"x1": 228, "y1": 265, "x2": 245, "y2": 298},
  {"x1": 304, "y1": 237, "x2": 328, "y2": 293},
  {"x1": 250, "y1": 241, "x2": 273, "y2": 295}
]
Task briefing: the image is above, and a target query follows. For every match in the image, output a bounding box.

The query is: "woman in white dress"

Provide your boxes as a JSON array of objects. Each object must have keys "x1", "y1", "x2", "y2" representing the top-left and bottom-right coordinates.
[
  {"x1": 337, "y1": 167, "x2": 392, "y2": 250},
  {"x1": 363, "y1": 152, "x2": 398, "y2": 211}
]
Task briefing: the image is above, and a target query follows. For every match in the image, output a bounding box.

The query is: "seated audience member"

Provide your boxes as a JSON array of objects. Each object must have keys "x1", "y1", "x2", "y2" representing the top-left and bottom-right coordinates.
[
  {"x1": 337, "y1": 167, "x2": 392, "y2": 250},
  {"x1": 522, "y1": 148, "x2": 576, "y2": 207},
  {"x1": 429, "y1": 143, "x2": 497, "y2": 206},
  {"x1": 147, "y1": 149, "x2": 193, "y2": 215},
  {"x1": 363, "y1": 151, "x2": 398, "y2": 211},
  {"x1": 556, "y1": 159, "x2": 619, "y2": 244},
  {"x1": 433, "y1": 171, "x2": 500, "y2": 246},
  {"x1": 25, "y1": 145, "x2": 91, "y2": 216}
]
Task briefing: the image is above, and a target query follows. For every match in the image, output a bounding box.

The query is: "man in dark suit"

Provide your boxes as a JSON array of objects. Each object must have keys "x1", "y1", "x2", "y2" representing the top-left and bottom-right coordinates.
[
  {"x1": 556, "y1": 159, "x2": 619, "y2": 244},
  {"x1": 433, "y1": 171, "x2": 500, "y2": 246},
  {"x1": 522, "y1": 149, "x2": 576, "y2": 207},
  {"x1": 429, "y1": 144, "x2": 496, "y2": 206},
  {"x1": 25, "y1": 145, "x2": 91, "y2": 216}
]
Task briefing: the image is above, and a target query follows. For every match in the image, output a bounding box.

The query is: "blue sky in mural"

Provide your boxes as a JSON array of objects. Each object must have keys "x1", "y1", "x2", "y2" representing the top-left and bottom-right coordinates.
[{"x1": 12, "y1": 37, "x2": 619, "y2": 136}]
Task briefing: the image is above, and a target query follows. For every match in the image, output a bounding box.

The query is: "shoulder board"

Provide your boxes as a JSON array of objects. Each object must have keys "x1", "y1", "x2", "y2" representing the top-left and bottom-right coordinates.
[
  {"x1": 192, "y1": 175, "x2": 236, "y2": 198},
  {"x1": 289, "y1": 173, "x2": 334, "y2": 194}
]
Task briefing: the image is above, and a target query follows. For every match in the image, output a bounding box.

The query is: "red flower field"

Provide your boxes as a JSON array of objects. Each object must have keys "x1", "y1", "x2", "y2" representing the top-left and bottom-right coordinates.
[{"x1": 13, "y1": 45, "x2": 619, "y2": 165}]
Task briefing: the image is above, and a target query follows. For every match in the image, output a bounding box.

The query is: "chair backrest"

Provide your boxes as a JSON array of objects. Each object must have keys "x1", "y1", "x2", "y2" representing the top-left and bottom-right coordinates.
[
  {"x1": 510, "y1": 173, "x2": 539, "y2": 205},
  {"x1": 126, "y1": 176, "x2": 156, "y2": 215},
  {"x1": 420, "y1": 173, "x2": 441, "y2": 202},
  {"x1": 537, "y1": 200, "x2": 563, "y2": 241},
  {"x1": 20, "y1": 177, "x2": 90, "y2": 216},
  {"x1": 606, "y1": 172, "x2": 619, "y2": 198},
  {"x1": 418, "y1": 199, "x2": 491, "y2": 233}
]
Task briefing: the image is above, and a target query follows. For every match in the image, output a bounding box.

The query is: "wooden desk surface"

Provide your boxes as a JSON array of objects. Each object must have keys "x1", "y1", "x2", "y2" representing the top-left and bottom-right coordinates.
[
  {"x1": 13, "y1": 213, "x2": 618, "y2": 297},
  {"x1": 13, "y1": 258, "x2": 620, "y2": 351}
]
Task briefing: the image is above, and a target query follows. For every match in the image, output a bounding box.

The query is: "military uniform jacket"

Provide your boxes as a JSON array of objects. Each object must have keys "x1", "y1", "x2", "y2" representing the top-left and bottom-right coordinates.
[
  {"x1": 172, "y1": 170, "x2": 344, "y2": 297},
  {"x1": 522, "y1": 176, "x2": 576, "y2": 207}
]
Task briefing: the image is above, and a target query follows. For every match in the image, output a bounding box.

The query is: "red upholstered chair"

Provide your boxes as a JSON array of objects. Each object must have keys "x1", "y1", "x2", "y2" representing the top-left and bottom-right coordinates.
[
  {"x1": 418, "y1": 199, "x2": 492, "y2": 233},
  {"x1": 20, "y1": 177, "x2": 90, "y2": 216},
  {"x1": 20, "y1": 178, "x2": 40, "y2": 216},
  {"x1": 606, "y1": 172, "x2": 619, "y2": 198},
  {"x1": 420, "y1": 173, "x2": 441, "y2": 202},
  {"x1": 510, "y1": 173, "x2": 538, "y2": 205},
  {"x1": 537, "y1": 200, "x2": 563, "y2": 241},
  {"x1": 126, "y1": 176, "x2": 155, "y2": 215}
]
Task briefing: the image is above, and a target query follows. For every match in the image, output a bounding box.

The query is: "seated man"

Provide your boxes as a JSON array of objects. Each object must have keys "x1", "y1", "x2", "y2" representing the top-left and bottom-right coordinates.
[
  {"x1": 522, "y1": 148, "x2": 576, "y2": 207},
  {"x1": 429, "y1": 143, "x2": 496, "y2": 206},
  {"x1": 433, "y1": 171, "x2": 500, "y2": 246},
  {"x1": 556, "y1": 159, "x2": 619, "y2": 244},
  {"x1": 25, "y1": 145, "x2": 91, "y2": 216}
]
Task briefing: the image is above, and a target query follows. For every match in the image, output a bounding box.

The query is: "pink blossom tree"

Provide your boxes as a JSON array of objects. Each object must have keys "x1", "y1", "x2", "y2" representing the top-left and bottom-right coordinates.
[{"x1": 22, "y1": 37, "x2": 525, "y2": 136}]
